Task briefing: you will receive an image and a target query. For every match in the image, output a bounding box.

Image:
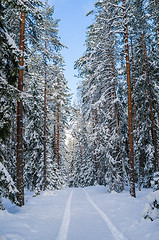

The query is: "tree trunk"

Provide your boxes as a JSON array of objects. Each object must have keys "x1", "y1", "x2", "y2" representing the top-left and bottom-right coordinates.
[
  {"x1": 112, "y1": 84, "x2": 119, "y2": 136},
  {"x1": 152, "y1": 0, "x2": 159, "y2": 145},
  {"x1": 130, "y1": 36, "x2": 141, "y2": 191},
  {"x1": 16, "y1": 4, "x2": 25, "y2": 206},
  {"x1": 54, "y1": 124, "x2": 56, "y2": 157},
  {"x1": 130, "y1": 37, "x2": 137, "y2": 139},
  {"x1": 108, "y1": 65, "x2": 113, "y2": 134},
  {"x1": 55, "y1": 102, "x2": 60, "y2": 166},
  {"x1": 43, "y1": 18, "x2": 47, "y2": 190},
  {"x1": 142, "y1": 34, "x2": 158, "y2": 171},
  {"x1": 92, "y1": 111, "x2": 99, "y2": 176},
  {"x1": 123, "y1": 0, "x2": 136, "y2": 197},
  {"x1": 78, "y1": 137, "x2": 83, "y2": 165},
  {"x1": 76, "y1": 122, "x2": 83, "y2": 164}
]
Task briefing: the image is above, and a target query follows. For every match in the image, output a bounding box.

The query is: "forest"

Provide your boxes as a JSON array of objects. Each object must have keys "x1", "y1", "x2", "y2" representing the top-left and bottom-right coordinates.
[{"x1": 0, "y1": 0, "x2": 159, "y2": 225}]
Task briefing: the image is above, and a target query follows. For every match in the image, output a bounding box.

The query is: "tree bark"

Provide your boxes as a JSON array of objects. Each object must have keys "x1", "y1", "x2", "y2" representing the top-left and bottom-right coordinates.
[
  {"x1": 54, "y1": 124, "x2": 56, "y2": 157},
  {"x1": 55, "y1": 102, "x2": 60, "y2": 166},
  {"x1": 153, "y1": 0, "x2": 159, "y2": 163},
  {"x1": 130, "y1": 37, "x2": 137, "y2": 139},
  {"x1": 130, "y1": 36, "x2": 141, "y2": 191},
  {"x1": 76, "y1": 121, "x2": 83, "y2": 164},
  {"x1": 43, "y1": 17, "x2": 47, "y2": 190},
  {"x1": 16, "y1": 4, "x2": 25, "y2": 206},
  {"x1": 92, "y1": 111, "x2": 99, "y2": 176},
  {"x1": 123, "y1": 0, "x2": 136, "y2": 197},
  {"x1": 78, "y1": 137, "x2": 83, "y2": 165}
]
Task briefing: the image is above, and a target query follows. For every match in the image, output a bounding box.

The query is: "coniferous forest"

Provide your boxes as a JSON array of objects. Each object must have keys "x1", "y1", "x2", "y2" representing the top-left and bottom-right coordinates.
[{"x1": 0, "y1": 0, "x2": 159, "y2": 221}]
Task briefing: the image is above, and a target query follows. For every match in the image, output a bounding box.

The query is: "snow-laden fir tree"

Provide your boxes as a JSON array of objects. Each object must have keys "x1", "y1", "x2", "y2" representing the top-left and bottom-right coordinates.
[
  {"x1": 0, "y1": 162, "x2": 18, "y2": 209},
  {"x1": 76, "y1": 0, "x2": 125, "y2": 192},
  {"x1": 68, "y1": 107, "x2": 95, "y2": 188},
  {"x1": 0, "y1": 0, "x2": 20, "y2": 207},
  {"x1": 40, "y1": 1, "x2": 64, "y2": 190},
  {"x1": 128, "y1": 0, "x2": 159, "y2": 188},
  {"x1": 23, "y1": 54, "x2": 44, "y2": 192},
  {"x1": 44, "y1": 59, "x2": 71, "y2": 190}
]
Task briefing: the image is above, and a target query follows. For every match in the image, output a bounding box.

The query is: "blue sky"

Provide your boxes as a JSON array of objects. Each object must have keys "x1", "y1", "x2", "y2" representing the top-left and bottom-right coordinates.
[{"x1": 49, "y1": 0, "x2": 96, "y2": 102}]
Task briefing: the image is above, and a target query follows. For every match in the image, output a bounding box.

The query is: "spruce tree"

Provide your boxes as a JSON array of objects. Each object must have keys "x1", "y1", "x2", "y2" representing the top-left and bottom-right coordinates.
[
  {"x1": 24, "y1": 54, "x2": 44, "y2": 192},
  {"x1": 0, "y1": 0, "x2": 19, "y2": 207}
]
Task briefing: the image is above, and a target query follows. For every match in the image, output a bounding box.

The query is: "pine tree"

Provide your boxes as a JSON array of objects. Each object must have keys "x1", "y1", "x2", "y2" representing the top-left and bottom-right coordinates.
[
  {"x1": 16, "y1": 0, "x2": 25, "y2": 207},
  {"x1": 40, "y1": 1, "x2": 63, "y2": 189},
  {"x1": 122, "y1": 0, "x2": 136, "y2": 197},
  {"x1": 2, "y1": 0, "x2": 45, "y2": 206},
  {"x1": 129, "y1": 0, "x2": 159, "y2": 187},
  {"x1": 76, "y1": 0, "x2": 126, "y2": 191}
]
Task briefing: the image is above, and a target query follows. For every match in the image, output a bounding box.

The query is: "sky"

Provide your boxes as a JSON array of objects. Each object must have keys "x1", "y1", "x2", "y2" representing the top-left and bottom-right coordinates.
[{"x1": 49, "y1": 0, "x2": 96, "y2": 102}]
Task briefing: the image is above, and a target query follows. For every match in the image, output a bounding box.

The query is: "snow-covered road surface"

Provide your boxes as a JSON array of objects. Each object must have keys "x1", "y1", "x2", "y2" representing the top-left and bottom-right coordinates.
[
  {"x1": 84, "y1": 190, "x2": 128, "y2": 240},
  {"x1": 56, "y1": 190, "x2": 73, "y2": 240},
  {"x1": 56, "y1": 188, "x2": 120, "y2": 240},
  {"x1": 0, "y1": 186, "x2": 159, "y2": 240},
  {"x1": 67, "y1": 188, "x2": 117, "y2": 240}
]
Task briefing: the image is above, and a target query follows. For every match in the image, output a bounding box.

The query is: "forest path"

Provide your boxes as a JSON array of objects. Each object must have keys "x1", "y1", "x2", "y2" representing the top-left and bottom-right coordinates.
[
  {"x1": 56, "y1": 190, "x2": 73, "y2": 240},
  {"x1": 84, "y1": 189, "x2": 128, "y2": 240},
  {"x1": 56, "y1": 188, "x2": 128, "y2": 240},
  {"x1": 1, "y1": 186, "x2": 155, "y2": 240}
]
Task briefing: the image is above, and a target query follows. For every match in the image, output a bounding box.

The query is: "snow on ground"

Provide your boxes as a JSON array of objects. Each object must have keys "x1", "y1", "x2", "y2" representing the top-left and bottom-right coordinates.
[{"x1": 0, "y1": 186, "x2": 159, "y2": 240}]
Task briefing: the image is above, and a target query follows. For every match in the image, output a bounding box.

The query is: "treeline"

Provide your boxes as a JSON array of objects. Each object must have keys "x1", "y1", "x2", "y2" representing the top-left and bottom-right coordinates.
[
  {"x1": 0, "y1": 0, "x2": 71, "y2": 208},
  {"x1": 68, "y1": 0, "x2": 159, "y2": 197},
  {"x1": 0, "y1": 0, "x2": 159, "y2": 209}
]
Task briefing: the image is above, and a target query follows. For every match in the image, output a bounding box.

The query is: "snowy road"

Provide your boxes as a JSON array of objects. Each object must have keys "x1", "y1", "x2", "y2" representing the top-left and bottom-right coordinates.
[
  {"x1": 56, "y1": 188, "x2": 128, "y2": 240},
  {"x1": 56, "y1": 190, "x2": 73, "y2": 240},
  {"x1": 1, "y1": 186, "x2": 158, "y2": 240}
]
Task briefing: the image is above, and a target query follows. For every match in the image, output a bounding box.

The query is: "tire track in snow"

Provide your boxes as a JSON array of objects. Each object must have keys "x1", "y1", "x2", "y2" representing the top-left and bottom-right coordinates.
[
  {"x1": 84, "y1": 190, "x2": 128, "y2": 240},
  {"x1": 56, "y1": 190, "x2": 73, "y2": 240}
]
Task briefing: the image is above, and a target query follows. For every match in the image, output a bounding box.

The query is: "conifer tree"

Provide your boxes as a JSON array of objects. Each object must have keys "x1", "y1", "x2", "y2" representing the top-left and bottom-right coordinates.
[
  {"x1": 16, "y1": 0, "x2": 25, "y2": 206},
  {"x1": 129, "y1": 0, "x2": 159, "y2": 187},
  {"x1": 68, "y1": 107, "x2": 95, "y2": 187},
  {"x1": 24, "y1": 54, "x2": 44, "y2": 192},
  {"x1": 41, "y1": 1, "x2": 63, "y2": 189},
  {"x1": 47, "y1": 60, "x2": 71, "y2": 187},
  {"x1": 0, "y1": 0, "x2": 19, "y2": 207},
  {"x1": 76, "y1": 0, "x2": 126, "y2": 191},
  {"x1": 122, "y1": 0, "x2": 136, "y2": 197}
]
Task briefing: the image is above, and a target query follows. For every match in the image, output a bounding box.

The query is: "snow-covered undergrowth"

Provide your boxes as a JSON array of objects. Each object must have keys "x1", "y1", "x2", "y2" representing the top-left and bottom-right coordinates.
[
  {"x1": 0, "y1": 186, "x2": 159, "y2": 240},
  {"x1": 143, "y1": 190, "x2": 159, "y2": 221}
]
